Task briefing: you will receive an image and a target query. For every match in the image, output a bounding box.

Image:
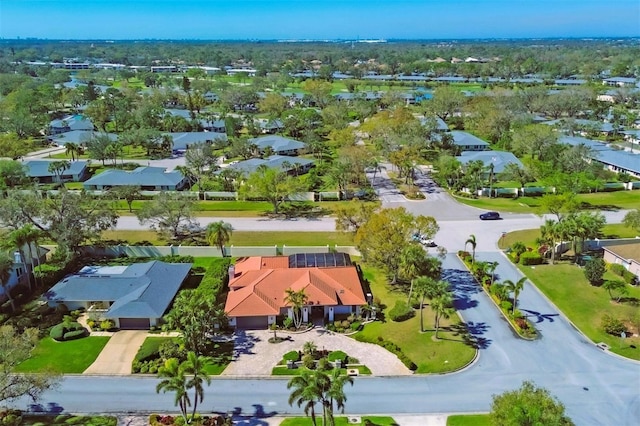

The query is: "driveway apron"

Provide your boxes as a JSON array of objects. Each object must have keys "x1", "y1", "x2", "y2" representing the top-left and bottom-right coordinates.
[{"x1": 83, "y1": 330, "x2": 148, "y2": 375}]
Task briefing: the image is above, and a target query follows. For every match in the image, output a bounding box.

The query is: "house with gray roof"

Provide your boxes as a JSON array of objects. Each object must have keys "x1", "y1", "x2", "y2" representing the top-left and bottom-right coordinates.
[
  {"x1": 23, "y1": 160, "x2": 89, "y2": 183},
  {"x1": 451, "y1": 131, "x2": 490, "y2": 151},
  {"x1": 49, "y1": 115, "x2": 94, "y2": 135},
  {"x1": 603, "y1": 77, "x2": 637, "y2": 87},
  {"x1": 48, "y1": 131, "x2": 118, "y2": 146},
  {"x1": 44, "y1": 261, "x2": 191, "y2": 329},
  {"x1": 456, "y1": 151, "x2": 524, "y2": 176},
  {"x1": 226, "y1": 155, "x2": 315, "y2": 176},
  {"x1": 170, "y1": 132, "x2": 228, "y2": 152},
  {"x1": 250, "y1": 135, "x2": 306, "y2": 156},
  {"x1": 592, "y1": 150, "x2": 640, "y2": 179},
  {"x1": 419, "y1": 116, "x2": 449, "y2": 132},
  {"x1": 83, "y1": 166, "x2": 188, "y2": 191}
]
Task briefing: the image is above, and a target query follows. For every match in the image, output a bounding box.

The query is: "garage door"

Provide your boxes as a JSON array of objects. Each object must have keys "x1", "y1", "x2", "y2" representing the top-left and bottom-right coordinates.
[
  {"x1": 119, "y1": 318, "x2": 150, "y2": 330},
  {"x1": 235, "y1": 316, "x2": 268, "y2": 330}
]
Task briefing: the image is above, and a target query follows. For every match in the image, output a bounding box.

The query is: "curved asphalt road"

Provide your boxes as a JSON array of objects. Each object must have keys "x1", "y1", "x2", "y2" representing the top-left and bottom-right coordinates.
[{"x1": 13, "y1": 167, "x2": 639, "y2": 425}]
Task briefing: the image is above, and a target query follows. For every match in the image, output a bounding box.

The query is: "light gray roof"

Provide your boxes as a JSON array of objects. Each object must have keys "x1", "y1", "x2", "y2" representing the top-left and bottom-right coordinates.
[
  {"x1": 559, "y1": 136, "x2": 612, "y2": 152},
  {"x1": 49, "y1": 131, "x2": 118, "y2": 145},
  {"x1": 170, "y1": 132, "x2": 228, "y2": 151},
  {"x1": 45, "y1": 261, "x2": 191, "y2": 319},
  {"x1": 419, "y1": 116, "x2": 448, "y2": 131},
  {"x1": 604, "y1": 77, "x2": 637, "y2": 84},
  {"x1": 250, "y1": 135, "x2": 306, "y2": 153},
  {"x1": 593, "y1": 150, "x2": 640, "y2": 174},
  {"x1": 457, "y1": 151, "x2": 523, "y2": 174},
  {"x1": 542, "y1": 119, "x2": 616, "y2": 133},
  {"x1": 227, "y1": 155, "x2": 314, "y2": 175},
  {"x1": 83, "y1": 166, "x2": 185, "y2": 187},
  {"x1": 23, "y1": 160, "x2": 88, "y2": 178},
  {"x1": 451, "y1": 131, "x2": 490, "y2": 147},
  {"x1": 50, "y1": 115, "x2": 94, "y2": 131}
]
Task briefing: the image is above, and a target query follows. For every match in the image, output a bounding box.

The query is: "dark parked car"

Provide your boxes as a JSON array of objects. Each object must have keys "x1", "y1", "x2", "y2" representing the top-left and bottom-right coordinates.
[{"x1": 479, "y1": 211, "x2": 501, "y2": 220}]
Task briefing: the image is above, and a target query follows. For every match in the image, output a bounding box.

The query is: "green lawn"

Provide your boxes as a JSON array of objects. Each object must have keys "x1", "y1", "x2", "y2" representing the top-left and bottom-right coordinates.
[
  {"x1": 15, "y1": 336, "x2": 110, "y2": 374},
  {"x1": 499, "y1": 224, "x2": 639, "y2": 250},
  {"x1": 102, "y1": 229, "x2": 355, "y2": 247},
  {"x1": 516, "y1": 262, "x2": 640, "y2": 360},
  {"x1": 353, "y1": 267, "x2": 476, "y2": 374},
  {"x1": 446, "y1": 414, "x2": 491, "y2": 426},
  {"x1": 280, "y1": 417, "x2": 398, "y2": 426},
  {"x1": 454, "y1": 191, "x2": 640, "y2": 214}
]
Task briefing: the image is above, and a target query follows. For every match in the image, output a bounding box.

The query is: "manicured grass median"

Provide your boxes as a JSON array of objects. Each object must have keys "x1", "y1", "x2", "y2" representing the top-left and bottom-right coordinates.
[
  {"x1": 517, "y1": 262, "x2": 640, "y2": 360},
  {"x1": 280, "y1": 417, "x2": 397, "y2": 426},
  {"x1": 15, "y1": 336, "x2": 110, "y2": 374},
  {"x1": 446, "y1": 414, "x2": 491, "y2": 426},
  {"x1": 499, "y1": 224, "x2": 639, "y2": 250},
  {"x1": 354, "y1": 268, "x2": 476, "y2": 374}
]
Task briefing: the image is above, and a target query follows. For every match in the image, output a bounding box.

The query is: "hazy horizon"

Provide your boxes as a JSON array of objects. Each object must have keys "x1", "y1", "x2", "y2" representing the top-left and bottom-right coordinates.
[{"x1": 1, "y1": 0, "x2": 639, "y2": 41}]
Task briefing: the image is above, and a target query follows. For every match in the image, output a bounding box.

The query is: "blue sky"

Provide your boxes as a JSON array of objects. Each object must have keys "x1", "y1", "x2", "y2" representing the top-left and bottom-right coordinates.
[{"x1": 1, "y1": 0, "x2": 638, "y2": 40}]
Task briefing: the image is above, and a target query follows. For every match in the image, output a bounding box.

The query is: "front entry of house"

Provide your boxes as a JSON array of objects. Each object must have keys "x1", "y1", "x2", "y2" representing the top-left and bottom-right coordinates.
[{"x1": 311, "y1": 306, "x2": 324, "y2": 326}]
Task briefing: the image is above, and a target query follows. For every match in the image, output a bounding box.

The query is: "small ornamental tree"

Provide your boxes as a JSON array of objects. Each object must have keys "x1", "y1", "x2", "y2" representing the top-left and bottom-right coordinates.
[{"x1": 583, "y1": 258, "x2": 606, "y2": 286}]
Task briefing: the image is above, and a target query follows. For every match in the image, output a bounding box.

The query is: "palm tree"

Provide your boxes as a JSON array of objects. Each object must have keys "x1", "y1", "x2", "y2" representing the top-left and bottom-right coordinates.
[
  {"x1": 64, "y1": 142, "x2": 80, "y2": 161},
  {"x1": 205, "y1": 221, "x2": 233, "y2": 257},
  {"x1": 412, "y1": 276, "x2": 433, "y2": 332},
  {"x1": 303, "y1": 340, "x2": 317, "y2": 356},
  {"x1": 431, "y1": 292, "x2": 454, "y2": 339},
  {"x1": 465, "y1": 234, "x2": 477, "y2": 263},
  {"x1": 487, "y1": 261, "x2": 499, "y2": 286},
  {"x1": 0, "y1": 251, "x2": 17, "y2": 312},
  {"x1": 324, "y1": 368, "x2": 354, "y2": 426},
  {"x1": 156, "y1": 358, "x2": 191, "y2": 423},
  {"x1": 182, "y1": 351, "x2": 212, "y2": 422},
  {"x1": 539, "y1": 219, "x2": 559, "y2": 264},
  {"x1": 504, "y1": 277, "x2": 527, "y2": 315},
  {"x1": 288, "y1": 370, "x2": 322, "y2": 426},
  {"x1": 284, "y1": 288, "x2": 308, "y2": 330}
]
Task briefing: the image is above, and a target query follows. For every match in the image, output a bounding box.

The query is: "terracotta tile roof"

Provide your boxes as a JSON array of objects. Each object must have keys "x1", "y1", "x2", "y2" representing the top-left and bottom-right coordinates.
[{"x1": 225, "y1": 257, "x2": 367, "y2": 318}]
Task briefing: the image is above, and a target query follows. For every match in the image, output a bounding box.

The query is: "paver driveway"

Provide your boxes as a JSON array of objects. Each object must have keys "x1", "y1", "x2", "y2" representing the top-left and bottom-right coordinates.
[{"x1": 221, "y1": 328, "x2": 412, "y2": 376}]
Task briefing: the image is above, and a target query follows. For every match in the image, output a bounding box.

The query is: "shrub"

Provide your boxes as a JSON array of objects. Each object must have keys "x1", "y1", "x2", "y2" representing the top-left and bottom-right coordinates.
[
  {"x1": 350, "y1": 321, "x2": 361, "y2": 331},
  {"x1": 584, "y1": 258, "x2": 606, "y2": 286},
  {"x1": 283, "y1": 316, "x2": 294, "y2": 329},
  {"x1": 283, "y1": 350, "x2": 300, "y2": 363},
  {"x1": 622, "y1": 270, "x2": 637, "y2": 285},
  {"x1": 341, "y1": 320, "x2": 351, "y2": 328},
  {"x1": 100, "y1": 319, "x2": 115, "y2": 331},
  {"x1": 302, "y1": 354, "x2": 315, "y2": 369},
  {"x1": 520, "y1": 251, "x2": 543, "y2": 265},
  {"x1": 601, "y1": 314, "x2": 626, "y2": 336},
  {"x1": 63, "y1": 329, "x2": 87, "y2": 340},
  {"x1": 500, "y1": 301, "x2": 513, "y2": 313},
  {"x1": 159, "y1": 340, "x2": 186, "y2": 362},
  {"x1": 327, "y1": 350, "x2": 347, "y2": 363},
  {"x1": 49, "y1": 321, "x2": 85, "y2": 341},
  {"x1": 156, "y1": 255, "x2": 194, "y2": 264},
  {"x1": 388, "y1": 300, "x2": 415, "y2": 322},
  {"x1": 609, "y1": 263, "x2": 626, "y2": 277}
]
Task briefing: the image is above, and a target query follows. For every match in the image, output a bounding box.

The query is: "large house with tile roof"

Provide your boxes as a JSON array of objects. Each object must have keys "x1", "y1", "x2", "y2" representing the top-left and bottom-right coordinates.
[
  {"x1": 225, "y1": 253, "x2": 368, "y2": 329},
  {"x1": 45, "y1": 261, "x2": 191, "y2": 329}
]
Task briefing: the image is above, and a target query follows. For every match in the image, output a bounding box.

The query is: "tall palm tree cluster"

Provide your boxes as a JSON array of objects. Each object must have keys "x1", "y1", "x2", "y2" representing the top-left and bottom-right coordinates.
[
  {"x1": 287, "y1": 366, "x2": 354, "y2": 426},
  {"x1": 156, "y1": 352, "x2": 212, "y2": 424},
  {"x1": 538, "y1": 211, "x2": 606, "y2": 264}
]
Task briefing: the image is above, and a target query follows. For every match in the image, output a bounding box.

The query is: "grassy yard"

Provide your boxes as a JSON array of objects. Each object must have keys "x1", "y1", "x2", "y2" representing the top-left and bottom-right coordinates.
[
  {"x1": 516, "y1": 262, "x2": 640, "y2": 360},
  {"x1": 446, "y1": 414, "x2": 491, "y2": 426},
  {"x1": 15, "y1": 336, "x2": 110, "y2": 374},
  {"x1": 101, "y1": 229, "x2": 355, "y2": 247},
  {"x1": 353, "y1": 267, "x2": 476, "y2": 374},
  {"x1": 453, "y1": 191, "x2": 640, "y2": 214},
  {"x1": 499, "y1": 223, "x2": 639, "y2": 250},
  {"x1": 280, "y1": 417, "x2": 398, "y2": 426}
]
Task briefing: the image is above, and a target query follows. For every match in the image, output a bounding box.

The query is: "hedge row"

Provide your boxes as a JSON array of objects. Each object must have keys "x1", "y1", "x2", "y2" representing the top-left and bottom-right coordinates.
[
  {"x1": 49, "y1": 322, "x2": 87, "y2": 341},
  {"x1": 199, "y1": 258, "x2": 232, "y2": 302},
  {"x1": 609, "y1": 263, "x2": 638, "y2": 285},
  {"x1": 520, "y1": 251, "x2": 543, "y2": 265},
  {"x1": 356, "y1": 335, "x2": 417, "y2": 371}
]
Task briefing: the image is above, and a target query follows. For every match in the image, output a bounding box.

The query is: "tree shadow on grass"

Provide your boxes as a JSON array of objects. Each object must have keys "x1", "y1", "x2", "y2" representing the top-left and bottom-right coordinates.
[
  {"x1": 444, "y1": 321, "x2": 492, "y2": 350},
  {"x1": 578, "y1": 201, "x2": 620, "y2": 212}
]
